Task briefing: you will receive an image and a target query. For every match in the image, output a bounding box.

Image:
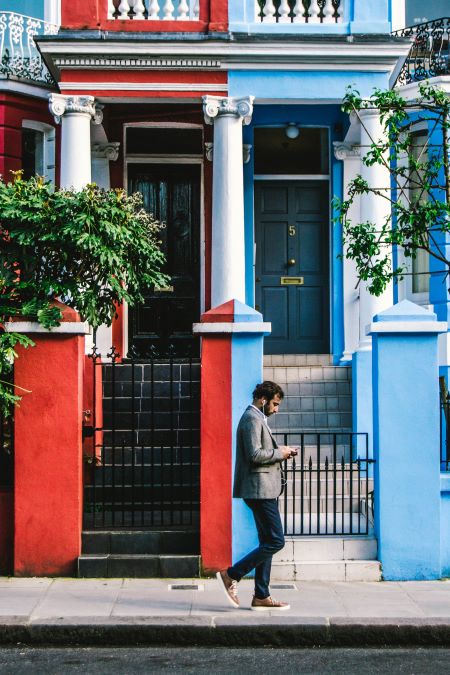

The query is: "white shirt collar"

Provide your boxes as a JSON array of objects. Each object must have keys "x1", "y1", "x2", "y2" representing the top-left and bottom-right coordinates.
[{"x1": 250, "y1": 404, "x2": 268, "y2": 424}]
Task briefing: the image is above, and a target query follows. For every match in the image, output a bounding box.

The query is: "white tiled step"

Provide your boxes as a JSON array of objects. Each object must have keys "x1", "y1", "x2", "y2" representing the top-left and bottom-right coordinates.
[
  {"x1": 275, "y1": 536, "x2": 378, "y2": 562},
  {"x1": 271, "y1": 560, "x2": 382, "y2": 582},
  {"x1": 280, "y1": 513, "x2": 375, "y2": 537},
  {"x1": 263, "y1": 366, "x2": 351, "y2": 383},
  {"x1": 264, "y1": 355, "x2": 332, "y2": 366}
]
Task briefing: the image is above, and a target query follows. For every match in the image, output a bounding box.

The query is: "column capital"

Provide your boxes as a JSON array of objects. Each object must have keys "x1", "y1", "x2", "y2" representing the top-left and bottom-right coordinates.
[
  {"x1": 333, "y1": 141, "x2": 361, "y2": 161},
  {"x1": 92, "y1": 142, "x2": 120, "y2": 161},
  {"x1": 202, "y1": 95, "x2": 254, "y2": 126},
  {"x1": 358, "y1": 106, "x2": 381, "y2": 121},
  {"x1": 48, "y1": 94, "x2": 103, "y2": 125},
  {"x1": 205, "y1": 142, "x2": 252, "y2": 164}
]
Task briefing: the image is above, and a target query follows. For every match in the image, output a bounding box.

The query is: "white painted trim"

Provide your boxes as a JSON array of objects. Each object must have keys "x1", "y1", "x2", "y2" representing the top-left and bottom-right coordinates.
[
  {"x1": 60, "y1": 82, "x2": 228, "y2": 92},
  {"x1": 368, "y1": 321, "x2": 447, "y2": 335},
  {"x1": 0, "y1": 78, "x2": 54, "y2": 99},
  {"x1": 40, "y1": 40, "x2": 411, "y2": 62},
  {"x1": 44, "y1": 0, "x2": 61, "y2": 25},
  {"x1": 390, "y1": 0, "x2": 406, "y2": 31},
  {"x1": 22, "y1": 119, "x2": 56, "y2": 185},
  {"x1": 254, "y1": 174, "x2": 330, "y2": 180},
  {"x1": 126, "y1": 155, "x2": 203, "y2": 163},
  {"x1": 193, "y1": 322, "x2": 271, "y2": 334},
  {"x1": 5, "y1": 321, "x2": 90, "y2": 335},
  {"x1": 396, "y1": 77, "x2": 450, "y2": 99}
]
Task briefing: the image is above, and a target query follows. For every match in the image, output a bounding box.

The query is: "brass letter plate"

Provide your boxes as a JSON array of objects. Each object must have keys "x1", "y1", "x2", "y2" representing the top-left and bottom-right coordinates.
[
  {"x1": 280, "y1": 277, "x2": 304, "y2": 285},
  {"x1": 155, "y1": 285, "x2": 174, "y2": 293}
]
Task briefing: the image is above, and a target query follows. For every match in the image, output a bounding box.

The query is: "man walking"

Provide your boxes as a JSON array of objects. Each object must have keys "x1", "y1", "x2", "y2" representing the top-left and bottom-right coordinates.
[{"x1": 216, "y1": 381, "x2": 297, "y2": 611}]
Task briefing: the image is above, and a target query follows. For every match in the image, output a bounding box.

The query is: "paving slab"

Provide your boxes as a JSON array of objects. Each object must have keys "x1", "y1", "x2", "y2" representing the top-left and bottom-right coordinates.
[{"x1": 0, "y1": 577, "x2": 450, "y2": 646}]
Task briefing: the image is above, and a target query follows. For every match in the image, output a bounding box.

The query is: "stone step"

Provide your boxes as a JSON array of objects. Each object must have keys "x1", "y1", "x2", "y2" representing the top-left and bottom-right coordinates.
[
  {"x1": 279, "y1": 395, "x2": 352, "y2": 413},
  {"x1": 78, "y1": 553, "x2": 201, "y2": 578},
  {"x1": 264, "y1": 355, "x2": 333, "y2": 367},
  {"x1": 275, "y1": 536, "x2": 378, "y2": 562},
  {"x1": 263, "y1": 365, "x2": 351, "y2": 384},
  {"x1": 270, "y1": 411, "x2": 352, "y2": 430},
  {"x1": 279, "y1": 512, "x2": 374, "y2": 537},
  {"x1": 82, "y1": 530, "x2": 199, "y2": 555},
  {"x1": 272, "y1": 560, "x2": 381, "y2": 582}
]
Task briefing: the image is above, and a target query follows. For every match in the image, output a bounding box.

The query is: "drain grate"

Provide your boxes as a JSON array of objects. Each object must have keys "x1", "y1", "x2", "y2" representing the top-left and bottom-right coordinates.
[
  {"x1": 271, "y1": 583, "x2": 297, "y2": 590},
  {"x1": 168, "y1": 584, "x2": 204, "y2": 591}
]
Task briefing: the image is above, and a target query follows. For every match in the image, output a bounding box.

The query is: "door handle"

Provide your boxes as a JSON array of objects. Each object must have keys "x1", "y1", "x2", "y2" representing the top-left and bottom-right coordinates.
[{"x1": 287, "y1": 259, "x2": 296, "y2": 267}]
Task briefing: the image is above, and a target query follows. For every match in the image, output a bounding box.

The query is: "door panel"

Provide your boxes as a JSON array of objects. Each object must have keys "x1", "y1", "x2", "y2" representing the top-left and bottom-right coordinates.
[
  {"x1": 128, "y1": 164, "x2": 200, "y2": 356},
  {"x1": 262, "y1": 287, "x2": 289, "y2": 339},
  {"x1": 255, "y1": 181, "x2": 329, "y2": 354}
]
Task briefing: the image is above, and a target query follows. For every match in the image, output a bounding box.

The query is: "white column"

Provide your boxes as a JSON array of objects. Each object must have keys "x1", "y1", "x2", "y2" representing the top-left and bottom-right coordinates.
[
  {"x1": 334, "y1": 142, "x2": 361, "y2": 363},
  {"x1": 49, "y1": 94, "x2": 103, "y2": 190},
  {"x1": 203, "y1": 95, "x2": 254, "y2": 308},
  {"x1": 91, "y1": 142, "x2": 120, "y2": 190},
  {"x1": 358, "y1": 108, "x2": 393, "y2": 351}
]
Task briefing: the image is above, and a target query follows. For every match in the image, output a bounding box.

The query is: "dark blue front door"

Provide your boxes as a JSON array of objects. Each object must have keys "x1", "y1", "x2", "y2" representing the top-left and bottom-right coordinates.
[{"x1": 255, "y1": 181, "x2": 329, "y2": 354}]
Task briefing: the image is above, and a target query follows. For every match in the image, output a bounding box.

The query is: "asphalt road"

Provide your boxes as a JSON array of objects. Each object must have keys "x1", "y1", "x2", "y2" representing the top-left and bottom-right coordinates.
[{"x1": 1, "y1": 647, "x2": 450, "y2": 674}]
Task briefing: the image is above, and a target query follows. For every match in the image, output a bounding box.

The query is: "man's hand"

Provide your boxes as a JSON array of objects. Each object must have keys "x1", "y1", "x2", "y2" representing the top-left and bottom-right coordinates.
[{"x1": 279, "y1": 445, "x2": 299, "y2": 460}]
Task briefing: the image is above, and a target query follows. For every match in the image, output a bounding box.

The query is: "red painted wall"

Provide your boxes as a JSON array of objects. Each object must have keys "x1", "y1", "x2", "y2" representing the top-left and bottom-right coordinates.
[
  {"x1": 14, "y1": 331, "x2": 84, "y2": 576},
  {"x1": 61, "y1": 0, "x2": 226, "y2": 31},
  {"x1": 200, "y1": 336, "x2": 232, "y2": 572},
  {"x1": 0, "y1": 92, "x2": 58, "y2": 182}
]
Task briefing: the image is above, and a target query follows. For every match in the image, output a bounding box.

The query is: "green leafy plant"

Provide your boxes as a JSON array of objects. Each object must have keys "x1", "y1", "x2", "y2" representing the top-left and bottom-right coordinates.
[
  {"x1": 0, "y1": 173, "x2": 168, "y2": 415},
  {"x1": 334, "y1": 82, "x2": 450, "y2": 296}
]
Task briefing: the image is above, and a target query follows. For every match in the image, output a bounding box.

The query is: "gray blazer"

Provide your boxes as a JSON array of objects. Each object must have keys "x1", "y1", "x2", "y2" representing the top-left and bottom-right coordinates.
[{"x1": 233, "y1": 405, "x2": 285, "y2": 499}]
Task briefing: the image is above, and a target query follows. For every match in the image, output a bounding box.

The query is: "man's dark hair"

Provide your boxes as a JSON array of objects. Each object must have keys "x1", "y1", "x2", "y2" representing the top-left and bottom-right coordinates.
[{"x1": 252, "y1": 381, "x2": 284, "y2": 402}]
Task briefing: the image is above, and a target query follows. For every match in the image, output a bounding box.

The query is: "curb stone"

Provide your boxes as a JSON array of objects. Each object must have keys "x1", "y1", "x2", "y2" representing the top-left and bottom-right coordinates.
[{"x1": 1, "y1": 618, "x2": 450, "y2": 647}]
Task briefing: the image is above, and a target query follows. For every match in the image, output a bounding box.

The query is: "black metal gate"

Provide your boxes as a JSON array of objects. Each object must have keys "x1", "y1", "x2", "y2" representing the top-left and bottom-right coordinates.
[
  {"x1": 274, "y1": 432, "x2": 374, "y2": 536},
  {"x1": 83, "y1": 344, "x2": 200, "y2": 529}
]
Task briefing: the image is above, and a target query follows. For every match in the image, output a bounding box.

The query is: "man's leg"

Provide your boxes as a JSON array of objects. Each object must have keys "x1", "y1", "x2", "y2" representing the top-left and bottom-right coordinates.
[{"x1": 227, "y1": 499, "x2": 284, "y2": 591}]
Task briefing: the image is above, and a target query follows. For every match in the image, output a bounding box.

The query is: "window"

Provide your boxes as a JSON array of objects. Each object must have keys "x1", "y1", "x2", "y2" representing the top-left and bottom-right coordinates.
[
  {"x1": 21, "y1": 121, "x2": 55, "y2": 183},
  {"x1": 254, "y1": 127, "x2": 329, "y2": 175},
  {"x1": 126, "y1": 127, "x2": 203, "y2": 155},
  {"x1": 409, "y1": 130, "x2": 430, "y2": 295}
]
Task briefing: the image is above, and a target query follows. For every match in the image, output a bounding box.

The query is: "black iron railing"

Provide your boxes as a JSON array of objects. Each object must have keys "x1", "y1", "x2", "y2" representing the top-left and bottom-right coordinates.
[
  {"x1": 393, "y1": 18, "x2": 450, "y2": 86},
  {"x1": 83, "y1": 343, "x2": 200, "y2": 530},
  {"x1": 440, "y1": 377, "x2": 450, "y2": 471},
  {"x1": 0, "y1": 413, "x2": 13, "y2": 489},
  {"x1": 274, "y1": 431, "x2": 374, "y2": 536}
]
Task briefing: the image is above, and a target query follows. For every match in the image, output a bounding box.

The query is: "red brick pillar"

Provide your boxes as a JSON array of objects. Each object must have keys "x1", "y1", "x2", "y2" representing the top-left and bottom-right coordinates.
[{"x1": 6, "y1": 306, "x2": 88, "y2": 576}]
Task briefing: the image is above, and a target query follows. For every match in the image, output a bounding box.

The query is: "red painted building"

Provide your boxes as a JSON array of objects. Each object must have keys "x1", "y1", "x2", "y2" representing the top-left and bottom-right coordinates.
[{"x1": 1, "y1": 0, "x2": 417, "y2": 580}]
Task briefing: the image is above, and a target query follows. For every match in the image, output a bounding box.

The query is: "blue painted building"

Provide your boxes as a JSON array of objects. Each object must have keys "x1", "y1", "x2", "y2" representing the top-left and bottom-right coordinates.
[{"x1": 2, "y1": 0, "x2": 450, "y2": 581}]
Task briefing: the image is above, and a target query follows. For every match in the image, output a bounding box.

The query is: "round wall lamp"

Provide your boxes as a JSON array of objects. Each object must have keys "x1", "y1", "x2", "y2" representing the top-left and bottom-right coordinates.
[{"x1": 285, "y1": 123, "x2": 300, "y2": 139}]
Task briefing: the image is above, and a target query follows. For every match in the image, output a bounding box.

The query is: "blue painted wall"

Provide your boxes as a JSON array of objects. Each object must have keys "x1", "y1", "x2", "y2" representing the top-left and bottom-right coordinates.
[
  {"x1": 372, "y1": 302, "x2": 443, "y2": 580},
  {"x1": 232, "y1": 100, "x2": 367, "y2": 361},
  {"x1": 229, "y1": 0, "x2": 391, "y2": 34},
  {"x1": 1, "y1": 0, "x2": 44, "y2": 18},
  {"x1": 231, "y1": 331, "x2": 264, "y2": 565},
  {"x1": 229, "y1": 71, "x2": 390, "y2": 104}
]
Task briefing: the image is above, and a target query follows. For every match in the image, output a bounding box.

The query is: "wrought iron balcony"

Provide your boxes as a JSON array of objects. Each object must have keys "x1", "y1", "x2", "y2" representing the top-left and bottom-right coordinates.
[
  {"x1": 256, "y1": 0, "x2": 343, "y2": 24},
  {"x1": 393, "y1": 17, "x2": 450, "y2": 86},
  {"x1": 0, "y1": 12, "x2": 58, "y2": 86},
  {"x1": 108, "y1": 0, "x2": 200, "y2": 21}
]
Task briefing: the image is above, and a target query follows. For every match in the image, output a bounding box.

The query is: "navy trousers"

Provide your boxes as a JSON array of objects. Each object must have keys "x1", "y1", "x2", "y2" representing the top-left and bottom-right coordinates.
[{"x1": 227, "y1": 498, "x2": 285, "y2": 599}]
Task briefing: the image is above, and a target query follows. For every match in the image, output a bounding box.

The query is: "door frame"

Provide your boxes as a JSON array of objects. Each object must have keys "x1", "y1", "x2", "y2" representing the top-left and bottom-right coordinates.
[
  {"x1": 254, "y1": 175, "x2": 331, "y2": 354},
  {"x1": 123, "y1": 122, "x2": 205, "y2": 356}
]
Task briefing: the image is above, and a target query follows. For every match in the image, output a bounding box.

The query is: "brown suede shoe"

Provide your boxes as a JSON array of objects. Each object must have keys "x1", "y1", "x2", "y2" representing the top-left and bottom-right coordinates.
[
  {"x1": 251, "y1": 596, "x2": 290, "y2": 611},
  {"x1": 216, "y1": 570, "x2": 240, "y2": 608}
]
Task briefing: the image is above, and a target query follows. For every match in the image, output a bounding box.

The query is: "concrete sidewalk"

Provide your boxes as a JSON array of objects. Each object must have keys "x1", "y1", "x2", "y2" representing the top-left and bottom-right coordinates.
[{"x1": 1, "y1": 577, "x2": 450, "y2": 646}]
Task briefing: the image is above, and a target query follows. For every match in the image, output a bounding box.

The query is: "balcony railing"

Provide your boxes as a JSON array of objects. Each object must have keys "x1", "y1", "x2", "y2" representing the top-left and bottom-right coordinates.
[
  {"x1": 108, "y1": 0, "x2": 200, "y2": 21},
  {"x1": 256, "y1": 0, "x2": 343, "y2": 24},
  {"x1": 393, "y1": 17, "x2": 450, "y2": 86},
  {"x1": 0, "y1": 12, "x2": 57, "y2": 85}
]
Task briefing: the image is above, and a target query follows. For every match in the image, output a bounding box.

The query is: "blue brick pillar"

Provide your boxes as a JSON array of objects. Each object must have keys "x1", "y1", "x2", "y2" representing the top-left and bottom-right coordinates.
[{"x1": 370, "y1": 300, "x2": 447, "y2": 580}]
